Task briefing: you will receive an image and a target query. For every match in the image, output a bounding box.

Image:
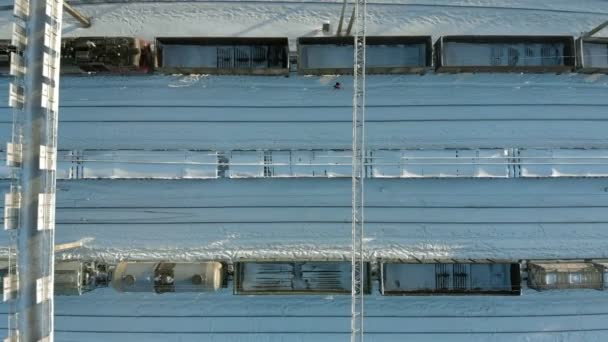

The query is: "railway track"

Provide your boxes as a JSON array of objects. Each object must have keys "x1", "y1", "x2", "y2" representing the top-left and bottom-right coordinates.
[
  {"x1": 37, "y1": 0, "x2": 608, "y2": 17},
  {"x1": 1, "y1": 313, "x2": 608, "y2": 334},
  {"x1": 0, "y1": 0, "x2": 604, "y2": 16}
]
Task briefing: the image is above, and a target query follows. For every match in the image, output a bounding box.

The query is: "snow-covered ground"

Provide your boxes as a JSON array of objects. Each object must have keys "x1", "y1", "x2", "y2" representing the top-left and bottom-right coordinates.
[
  {"x1": 0, "y1": 0, "x2": 606, "y2": 40},
  {"x1": 2, "y1": 0, "x2": 608, "y2": 341},
  {"x1": 0, "y1": 178, "x2": 606, "y2": 262},
  {"x1": 2, "y1": 73, "x2": 608, "y2": 150},
  {"x1": 1, "y1": 73, "x2": 607, "y2": 262},
  {"x1": 0, "y1": 287, "x2": 607, "y2": 341}
]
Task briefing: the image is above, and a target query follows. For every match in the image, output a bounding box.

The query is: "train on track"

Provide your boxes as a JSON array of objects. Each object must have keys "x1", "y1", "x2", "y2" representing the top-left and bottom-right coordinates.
[
  {"x1": 0, "y1": 34, "x2": 606, "y2": 75},
  {"x1": 3, "y1": 257, "x2": 608, "y2": 297}
]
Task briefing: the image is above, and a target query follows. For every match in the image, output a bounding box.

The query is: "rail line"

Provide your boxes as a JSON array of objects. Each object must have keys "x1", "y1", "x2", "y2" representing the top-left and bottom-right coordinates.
[
  {"x1": 4, "y1": 0, "x2": 605, "y2": 17},
  {"x1": 52, "y1": 222, "x2": 608, "y2": 225},
  {"x1": 51, "y1": 205, "x2": 608, "y2": 209},
  {"x1": 1, "y1": 103, "x2": 607, "y2": 109},
  {"x1": 2, "y1": 312, "x2": 607, "y2": 318},
  {"x1": 4, "y1": 118, "x2": 608, "y2": 123},
  {"x1": 0, "y1": 328, "x2": 605, "y2": 335},
  {"x1": 2, "y1": 311, "x2": 608, "y2": 334}
]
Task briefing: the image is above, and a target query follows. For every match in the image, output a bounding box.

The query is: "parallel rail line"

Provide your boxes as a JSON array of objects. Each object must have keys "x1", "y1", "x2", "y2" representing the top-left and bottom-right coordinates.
[{"x1": 0, "y1": 0, "x2": 603, "y2": 17}]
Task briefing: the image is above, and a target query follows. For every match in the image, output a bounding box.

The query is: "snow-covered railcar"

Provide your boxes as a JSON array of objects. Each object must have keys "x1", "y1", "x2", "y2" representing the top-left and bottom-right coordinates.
[
  {"x1": 155, "y1": 37, "x2": 289, "y2": 75},
  {"x1": 592, "y1": 261, "x2": 608, "y2": 289},
  {"x1": 576, "y1": 37, "x2": 608, "y2": 73},
  {"x1": 234, "y1": 260, "x2": 371, "y2": 295},
  {"x1": 297, "y1": 36, "x2": 432, "y2": 75},
  {"x1": 381, "y1": 260, "x2": 521, "y2": 295},
  {"x1": 61, "y1": 37, "x2": 153, "y2": 74},
  {"x1": 0, "y1": 259, "x2": 107, "y2": 296},
  {"x1": 111, "y1": 261, "x2": 224, "y2": 293},
  {"x1": 55, "y1": 261, "x2": 109, "y2": 295},
  {"x1": 527, "y1": 260, "x2": 603, "y2": 290},
  {"x1": 435, "y1": 35, "x2": 575, "y2": 73}
]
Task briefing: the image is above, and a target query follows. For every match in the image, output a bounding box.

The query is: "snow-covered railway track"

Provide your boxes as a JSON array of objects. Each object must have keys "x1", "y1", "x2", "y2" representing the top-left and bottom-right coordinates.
[
  {"x1": 35, "y1": 0, "x2": 608, "y2": 17},
  {"x1": 4, "y1": 118, "x2": 608, "y2": 150},
  {"x1": 0, "y1": 178, "x2": 606, "y2": 259},
  {"x1": 6, "y1": 312, "x2": 608, "y2": 318},
  {"x1": 1, "y1": 315, "x2": 608, "y2": 335}
]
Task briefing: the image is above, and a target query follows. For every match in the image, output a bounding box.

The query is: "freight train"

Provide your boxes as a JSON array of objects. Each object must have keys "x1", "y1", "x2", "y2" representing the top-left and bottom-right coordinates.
[
  {"x1": 0, "y1": 34, "x2": 606, "y2": 75},
  {"x1": 4, "y1": 258, "x2": 608, "y2": 297}
]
